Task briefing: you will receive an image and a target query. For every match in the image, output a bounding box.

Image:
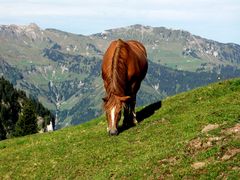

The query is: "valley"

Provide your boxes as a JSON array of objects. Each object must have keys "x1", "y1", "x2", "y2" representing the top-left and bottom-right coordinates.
[{"x1": 0, "y1": 23, "x2": 240, "y2": 128}]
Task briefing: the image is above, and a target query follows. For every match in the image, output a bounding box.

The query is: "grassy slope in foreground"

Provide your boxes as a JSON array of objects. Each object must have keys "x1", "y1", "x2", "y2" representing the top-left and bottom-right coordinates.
[{"x1": 0, "y1": 78, "x2": 240, "y2": 179}]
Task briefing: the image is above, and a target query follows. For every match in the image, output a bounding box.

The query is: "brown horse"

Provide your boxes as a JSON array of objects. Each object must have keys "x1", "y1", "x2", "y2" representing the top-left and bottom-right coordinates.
[{"x1": 102, "y1": 39, "x2": 148, "y2": 135}]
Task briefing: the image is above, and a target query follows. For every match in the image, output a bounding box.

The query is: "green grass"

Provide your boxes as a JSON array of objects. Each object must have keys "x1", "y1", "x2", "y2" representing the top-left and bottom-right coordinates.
[
  {"x1": 0, "y1": 78, "x2": 240, "y2": 179},
  {"x1": 59, "y1": 95, "x2": 81, "y2": 110},
  {"x1": 161, "y1": 57, "x2": 204, "y2": 71},
  {"x1": 147, "y1": 42, "x2": 207, "y2": 71}
]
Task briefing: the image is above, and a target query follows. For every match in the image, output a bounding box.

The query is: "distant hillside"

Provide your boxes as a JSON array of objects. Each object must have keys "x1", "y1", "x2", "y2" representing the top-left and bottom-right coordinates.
[
  {"x1": 93, "y1": 24, "x2": 240, "y2": 70},
  {"x1": 0, "y1": 77, "x2": 54, "y2": 140},
  {"x1": 0, "y1": 23, "x2": 240, "y2": 127},
  {"x1": 0, "y1": 78, "x2": 239, "y2": 179}
]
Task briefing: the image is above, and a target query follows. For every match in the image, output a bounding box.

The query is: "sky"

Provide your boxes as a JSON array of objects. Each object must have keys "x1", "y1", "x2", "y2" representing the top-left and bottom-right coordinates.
[{"x1": 0, "y1": 0, "x2": 239, "y2": 44}]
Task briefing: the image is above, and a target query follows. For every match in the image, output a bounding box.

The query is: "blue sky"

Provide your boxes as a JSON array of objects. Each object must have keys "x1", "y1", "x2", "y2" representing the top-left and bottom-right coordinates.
[{"x1": 0, "y1": 0, "x2": 239, "y2": 44}]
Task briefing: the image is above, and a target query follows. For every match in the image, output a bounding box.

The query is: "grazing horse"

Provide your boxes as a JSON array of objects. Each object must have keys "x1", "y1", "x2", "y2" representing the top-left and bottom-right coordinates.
[{"x1": 102, "y1": 39, "x2": 148, "y2": 135}]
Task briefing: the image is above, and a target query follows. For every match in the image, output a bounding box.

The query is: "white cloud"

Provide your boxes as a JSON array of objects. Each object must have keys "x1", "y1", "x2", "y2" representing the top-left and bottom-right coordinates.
[{"x1": 1, "y1": 0, "x2": 239, "y2": 20}]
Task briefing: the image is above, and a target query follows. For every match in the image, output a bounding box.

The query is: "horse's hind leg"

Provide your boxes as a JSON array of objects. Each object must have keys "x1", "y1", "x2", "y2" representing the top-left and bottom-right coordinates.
[
  {"x1": 130, "y1": 99, "x2": 138, "y2": 125},
  {"x1": 123, "y1": 103, "x2": 131, "y2": 127}
]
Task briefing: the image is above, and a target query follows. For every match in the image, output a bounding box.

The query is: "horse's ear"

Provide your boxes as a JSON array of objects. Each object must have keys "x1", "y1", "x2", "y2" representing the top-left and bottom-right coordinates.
[
  {"x1": 102, "y1": 97, "x2": 107, "y2": 102},
  {"x1": 115, "y1": 95, "x2": 131, "y2": 102}
]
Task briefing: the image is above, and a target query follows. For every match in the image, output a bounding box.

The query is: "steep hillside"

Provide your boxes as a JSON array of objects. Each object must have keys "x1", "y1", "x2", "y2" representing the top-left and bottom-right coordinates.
[
  {"x1": 0, "y1": 78, "x2": 239, "y2": 179},
  {"x1": 0, "y1": 77, "x2": 55, "y2": 140},
  {"x1": 0, "y1": 23, "x2": 240, "y2": 127}
]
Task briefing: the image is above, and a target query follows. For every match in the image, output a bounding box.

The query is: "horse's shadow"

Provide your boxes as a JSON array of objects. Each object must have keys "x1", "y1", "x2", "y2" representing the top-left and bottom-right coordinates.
[{"x1": 118, "y1": 101, "x2": 162, "y2": 133}]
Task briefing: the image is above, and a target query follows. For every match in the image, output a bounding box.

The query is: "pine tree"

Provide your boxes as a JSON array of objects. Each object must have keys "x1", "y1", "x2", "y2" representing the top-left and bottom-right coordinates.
[
  {"x1": 0, "y1": 117, "x2": 6, "y2": 140},
  {"x1": 14, "y1": 101, "x2": 38, "y2": 137}
]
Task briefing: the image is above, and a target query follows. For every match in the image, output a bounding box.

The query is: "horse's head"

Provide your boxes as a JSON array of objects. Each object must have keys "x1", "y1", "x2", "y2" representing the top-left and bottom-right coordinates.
[{"x1": 103, "y1": 95, "x2": 131, "y2": 135}]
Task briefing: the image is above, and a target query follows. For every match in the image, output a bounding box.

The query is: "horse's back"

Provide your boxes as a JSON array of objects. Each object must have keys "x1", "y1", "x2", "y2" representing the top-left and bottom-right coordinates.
[
  {"x1": 126, "y1": 40, "x2": 147, "y2": 58},
  {"x1": 102, "y1": 39, "x2": 148, "y2": 95}
]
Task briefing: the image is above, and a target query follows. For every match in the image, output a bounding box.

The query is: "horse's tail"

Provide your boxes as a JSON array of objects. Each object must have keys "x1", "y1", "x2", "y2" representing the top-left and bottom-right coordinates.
[{"x1": 111, "y1": 39, "x2": 128, "y2": 96}]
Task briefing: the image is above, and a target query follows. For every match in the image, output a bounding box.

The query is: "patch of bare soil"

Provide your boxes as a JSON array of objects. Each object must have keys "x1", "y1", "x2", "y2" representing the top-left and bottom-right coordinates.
[
  {"x1": 221, "y1": 148, "x2": 240, "y2": 161},
  {"x1": 222, "y1": 123, "x2": 240, "y2": 138},
  {"x1": 158, "y1": 156, "x2": 178, "y2": 166},
  {"x1": 187, "y1": 123, "x2": 240, "y2": 173},
  {"x1": 191, "y1": 162, "x2": 206, "y2": 169},
  {"x1": 157, "y1": 173, "x2": 174, "y2": 180},
  {"x1": 185, "y1": 122, "x2": 240, "y2": 175},
  {"x1": 187, "y1": 137, "x2": 204, "y2": 155},
  {"x1": 188, "y1": 123, "x2": 239, "y2": 156},
  {"x1": 201, "y1": 124, "x2": 219, "y2": 133},
  {"x1": 227, "y1": 123, "x2": 240, "y2": 133},
  {"x1": 187, "y1": 136, "x2": 223, "y2": 155},
  {"x1": 153, "y1": 157, "x2": 179, "y2": 179},
  {"x1": 232, "y1": 166, "x2": 240, "y2": 171}
]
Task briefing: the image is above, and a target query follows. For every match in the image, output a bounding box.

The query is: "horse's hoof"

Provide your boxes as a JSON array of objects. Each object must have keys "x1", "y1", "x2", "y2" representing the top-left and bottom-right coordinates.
[{"x1": 133, "y1": 119, "x2": 138, "y2": 125}]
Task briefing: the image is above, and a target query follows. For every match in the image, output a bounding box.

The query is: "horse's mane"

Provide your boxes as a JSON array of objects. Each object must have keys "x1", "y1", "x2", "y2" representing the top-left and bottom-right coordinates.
[
  {"x1": 103, "y1": 39, "x2": 128, "y2": 110},
  {"x1": 112, "y1": 39, "x2": 128, "y2": 95}
]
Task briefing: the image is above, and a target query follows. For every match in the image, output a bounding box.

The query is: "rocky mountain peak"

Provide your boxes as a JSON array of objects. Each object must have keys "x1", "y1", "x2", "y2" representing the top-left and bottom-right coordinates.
[
  {"x1": 0, "y1": 23, "x2": 43, "y2": 41},
  {"x1": 0, "y1": 23, "x2": 40, "y2": 32},
  {"x1": 27, "y1": 23, "x2": 40, "y2": 29}
]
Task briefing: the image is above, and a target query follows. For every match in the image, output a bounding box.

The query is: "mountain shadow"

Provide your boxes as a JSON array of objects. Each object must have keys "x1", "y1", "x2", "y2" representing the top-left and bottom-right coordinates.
[{"x1": 118, "y1": 101, "x2": 162, "y2": 134}]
